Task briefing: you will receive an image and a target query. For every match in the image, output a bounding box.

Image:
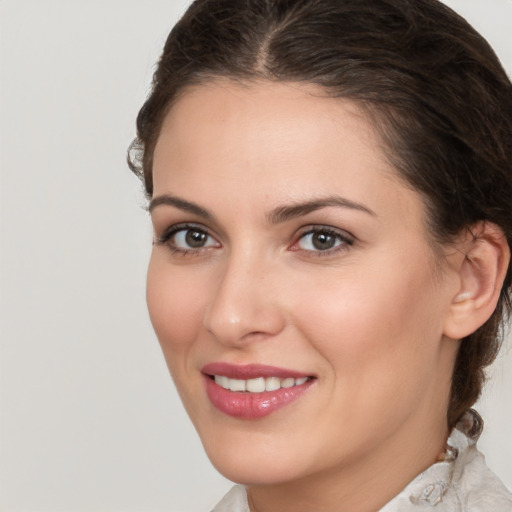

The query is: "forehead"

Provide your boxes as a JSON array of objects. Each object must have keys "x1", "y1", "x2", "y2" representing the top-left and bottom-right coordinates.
[
  {"x1": 155, "y1": 80, "x2": 390, "y2": 176},
  {"x1": 152, "y1": 80, "x2": 425, "y2": 224}
]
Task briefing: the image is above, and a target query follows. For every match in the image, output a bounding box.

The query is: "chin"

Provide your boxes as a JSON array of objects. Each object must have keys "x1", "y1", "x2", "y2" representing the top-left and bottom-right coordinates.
[
  {"x1": 209, "y1": 455, "x2": 303, "y2": 486},
  {"x1": 199, "y1": 427, "x2": 311, "y2": 486}
]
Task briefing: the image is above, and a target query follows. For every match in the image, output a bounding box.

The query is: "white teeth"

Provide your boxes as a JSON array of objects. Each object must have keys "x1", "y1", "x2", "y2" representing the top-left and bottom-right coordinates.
[
  {"x1": 265, "y1": 376, "x2": 281, "y2": 391},
  {"x1": 229, "y1": 379, "x2": 246, "y2": 392},
  {"x1": 214, "y1": 375, "x2": 230, "y2": 390},
  {"x1": 214, "y1": 375, "x2": 310, "y2": 392},
  {"x1": 246, "y1": 377, "x2": 266, "y2": 393},
  {"x1": 281, "y1": 377, "x2": 295, "y2": 388}
]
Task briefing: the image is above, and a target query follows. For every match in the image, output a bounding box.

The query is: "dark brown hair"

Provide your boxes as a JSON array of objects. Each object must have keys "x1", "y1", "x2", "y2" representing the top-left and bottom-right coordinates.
[{"x1": 128, "y1": 0, "x2": 512, "y2": 428}]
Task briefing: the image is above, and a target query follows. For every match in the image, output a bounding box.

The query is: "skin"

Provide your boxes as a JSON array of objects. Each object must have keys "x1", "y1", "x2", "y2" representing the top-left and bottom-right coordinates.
[{"x1": 147, "y1": 80, "x2": 464, "y2": 512}]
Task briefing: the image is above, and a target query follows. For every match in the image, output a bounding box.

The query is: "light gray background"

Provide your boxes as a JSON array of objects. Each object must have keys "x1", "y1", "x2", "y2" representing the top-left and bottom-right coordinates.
[{"x1": 0, "y1": 1, "x2": 511, "y2": 511}]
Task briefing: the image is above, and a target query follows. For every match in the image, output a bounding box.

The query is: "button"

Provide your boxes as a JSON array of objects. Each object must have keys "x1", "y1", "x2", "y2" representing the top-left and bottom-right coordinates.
[{"x1": 410, "y1": 481, "x2": 447, "y2": 506}]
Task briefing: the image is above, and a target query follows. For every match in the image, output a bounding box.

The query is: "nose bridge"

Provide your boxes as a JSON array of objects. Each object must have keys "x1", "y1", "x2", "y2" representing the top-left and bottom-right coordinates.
[{"x1": 203, "y1": 245, "x2": 285, "y2": 345}]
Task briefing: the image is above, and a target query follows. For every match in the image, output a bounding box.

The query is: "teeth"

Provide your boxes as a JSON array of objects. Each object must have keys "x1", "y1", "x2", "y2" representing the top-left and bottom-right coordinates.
[
  {"x1": 215, "y1": 375, "x2": 229, "y2": 389},
  {"x1": 246, "y1": 377, "x2": 266, "y2": 393},
  {"x1": 281, "y1": 377, "x2": 295, "y2": 388},
  {"x1": 265, "y1": 376, "x2": 281, "y2": 391},
  {"x1": 214, "y1": 375, "x2": 310, "y2": 393},
  {"x1": 229, "y1": 379, "x2": 246, "y2": 392}
]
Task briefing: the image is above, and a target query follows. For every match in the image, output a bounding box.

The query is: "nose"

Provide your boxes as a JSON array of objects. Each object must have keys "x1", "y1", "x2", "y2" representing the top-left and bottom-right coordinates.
[{"x1": 202, "y1": 250, "x2": 286, "y2": 346}]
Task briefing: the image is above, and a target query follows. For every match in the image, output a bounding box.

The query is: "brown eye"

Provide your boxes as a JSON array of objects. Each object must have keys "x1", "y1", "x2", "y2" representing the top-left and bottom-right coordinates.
[
  {"x1": 164, "y1": 226, "x2": 220, "y2": 251},
  {"x1": 185, "y1": 229, "x2": 208, "y2": 248},
  {"x1": 311, "y1": 232, "x2": 337, "y2": 251},
  {"x1": 293, "y1": 227, "x2": 353, "y2": 253}
]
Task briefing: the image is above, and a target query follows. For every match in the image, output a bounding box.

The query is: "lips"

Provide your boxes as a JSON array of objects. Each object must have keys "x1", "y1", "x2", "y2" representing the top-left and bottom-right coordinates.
[
  {"x1": 202, "y1": 362, "x2": 311, "y2": 379},
  {"x1": 202, "y1": 363, "x2": 315, "y2": 419}
]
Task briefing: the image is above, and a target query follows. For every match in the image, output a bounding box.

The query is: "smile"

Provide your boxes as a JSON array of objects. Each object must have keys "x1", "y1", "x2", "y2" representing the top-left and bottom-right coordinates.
[
  {"x1": 202, "y1": 363, "x2": 315, "y2": 419},
  {"x1": 213, "y1": 375, "x2": 311, "y2": 393}
]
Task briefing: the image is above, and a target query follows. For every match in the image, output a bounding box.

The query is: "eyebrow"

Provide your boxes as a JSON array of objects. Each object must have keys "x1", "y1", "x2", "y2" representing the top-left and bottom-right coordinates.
[
  {"x1": 267, "y1": 196, "x2": 376, "y2": 224},
  {"x1": 149, "y1": 193, "x2": 375, "y2": 222},
  {"x1": 149, "y1": 194, "x2": 213, "y2": 219}
]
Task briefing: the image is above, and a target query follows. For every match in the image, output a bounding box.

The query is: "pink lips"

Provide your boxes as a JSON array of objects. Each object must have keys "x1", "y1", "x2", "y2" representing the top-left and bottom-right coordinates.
[{"x1": 202, "y1": 363, "x2": 314, "y2": 419}]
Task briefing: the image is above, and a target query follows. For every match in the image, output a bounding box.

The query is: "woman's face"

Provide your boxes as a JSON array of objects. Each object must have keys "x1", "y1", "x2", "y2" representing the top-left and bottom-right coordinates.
[{"x1": 148, "y1": 81, "x2": 460, "y2": 486}]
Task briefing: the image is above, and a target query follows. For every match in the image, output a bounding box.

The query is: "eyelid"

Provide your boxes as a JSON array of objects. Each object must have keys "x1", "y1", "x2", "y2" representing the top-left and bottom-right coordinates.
[
  {"x1": 289, "y1": 225, "x2": 355, "y2": 253},
  {"x1": 156, "y1": 222, "x2": 221, "y2": 251}
]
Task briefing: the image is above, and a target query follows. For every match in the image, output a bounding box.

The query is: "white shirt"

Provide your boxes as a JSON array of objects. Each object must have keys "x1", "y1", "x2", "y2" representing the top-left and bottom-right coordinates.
[{"x1": 212, "y1": 410, "x2": 512, "y2": 511}]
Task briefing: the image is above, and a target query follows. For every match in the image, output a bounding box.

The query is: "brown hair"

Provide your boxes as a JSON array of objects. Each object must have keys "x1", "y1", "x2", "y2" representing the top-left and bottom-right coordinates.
[{"x1": 128, "y1": 0, "x2": 512, "y2": 428}]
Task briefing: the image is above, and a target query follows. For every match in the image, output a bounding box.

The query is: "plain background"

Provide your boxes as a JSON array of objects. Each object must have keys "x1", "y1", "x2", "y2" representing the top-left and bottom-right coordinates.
[{"x1": 0, "y1": 1, "x2": 511, "y2": 511}]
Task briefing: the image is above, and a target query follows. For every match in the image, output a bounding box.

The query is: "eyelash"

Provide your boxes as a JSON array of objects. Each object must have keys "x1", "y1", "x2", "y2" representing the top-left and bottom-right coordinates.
[
  {"x1": 290, "y1": 226, "x2": 354, "y2": 256},
  {"x1": 155, "y1": 223, "x2": 354, "y2": 257},
  {"x1": 156, "y1": 223, "x2": 219, "y2": 256}
]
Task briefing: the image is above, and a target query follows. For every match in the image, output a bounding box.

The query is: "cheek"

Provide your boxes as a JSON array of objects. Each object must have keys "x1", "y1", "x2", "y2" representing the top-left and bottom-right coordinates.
[
  {"x1": 146, "y1": 254, "x2": 206, "y2": 360},
  {"x1": 291, "y1": 254, "x2": 443, "y2": 378},
  {"x1": 286, "y1": 259, "x2": 446, "y2": 447}
]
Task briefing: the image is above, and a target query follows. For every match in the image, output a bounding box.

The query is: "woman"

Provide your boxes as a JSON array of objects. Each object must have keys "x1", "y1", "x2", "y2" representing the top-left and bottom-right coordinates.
[{"x1": 128, "y1": 0, "x2": 512, "y2": 510}]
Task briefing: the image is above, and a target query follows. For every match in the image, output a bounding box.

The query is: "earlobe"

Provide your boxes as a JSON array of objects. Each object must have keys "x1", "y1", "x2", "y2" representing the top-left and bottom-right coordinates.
[{"x1": 443, "y1": 222, "x2": 510, "y2": 340}]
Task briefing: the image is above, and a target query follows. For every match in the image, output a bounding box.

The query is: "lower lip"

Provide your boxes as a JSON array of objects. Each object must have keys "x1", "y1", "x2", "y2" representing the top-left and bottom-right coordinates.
[{"x1": 204, "y1": 376, "x2": 314, "y2": 419}]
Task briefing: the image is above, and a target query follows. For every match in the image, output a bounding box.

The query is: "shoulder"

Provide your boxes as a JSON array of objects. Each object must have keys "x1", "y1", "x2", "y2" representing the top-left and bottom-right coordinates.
[
  {"x1": 212, "y1": 485, "x2": 249, "y2": 512},
  {"x1": 451, "y1": 442, "x2": 512, "y2": 511},
  {"x1": 449, "y1": 410, "x2": 512, "y2": 511}
]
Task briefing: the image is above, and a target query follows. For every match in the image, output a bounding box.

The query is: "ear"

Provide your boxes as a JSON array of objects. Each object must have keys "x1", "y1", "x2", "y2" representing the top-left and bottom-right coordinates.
[{"x1": 443, "y1": 222, "x2": 510, "y2": 340}]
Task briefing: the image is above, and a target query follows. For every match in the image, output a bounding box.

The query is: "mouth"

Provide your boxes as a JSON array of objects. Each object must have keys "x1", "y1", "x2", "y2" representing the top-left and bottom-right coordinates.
[
  {"x1": 210, "y1": 374, "x2": 312, "y2": 393},
  {"x1": 202, "y1": 363, "x2": 316, "y2": 419}
]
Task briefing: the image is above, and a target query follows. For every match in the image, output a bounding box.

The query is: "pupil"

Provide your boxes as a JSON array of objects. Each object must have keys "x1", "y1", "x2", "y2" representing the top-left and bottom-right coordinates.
[
  {"x1": 185, "y1": 230, "x2": 207, "y2": 248},
  {"x1": 313, "y1": 232, "x2": 335, "y2": 250}
]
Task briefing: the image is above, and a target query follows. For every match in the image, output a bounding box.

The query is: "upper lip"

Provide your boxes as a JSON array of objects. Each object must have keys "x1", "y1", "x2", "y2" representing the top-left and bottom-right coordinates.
[{"x1": 202, "y1": 362, "x2": 312, "y2": 380}]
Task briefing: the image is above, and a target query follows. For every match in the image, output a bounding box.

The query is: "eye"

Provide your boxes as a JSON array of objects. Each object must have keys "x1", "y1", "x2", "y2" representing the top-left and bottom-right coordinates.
[
  {"x1": 157, "y1": 224, "x2": 220, "y2": 253},
  {"x1": 291, "y1": 227, "x2": 353, "y2": 253},
  {"x1": 174, "y1": 228, "x2": 216, "y2": 249}
]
